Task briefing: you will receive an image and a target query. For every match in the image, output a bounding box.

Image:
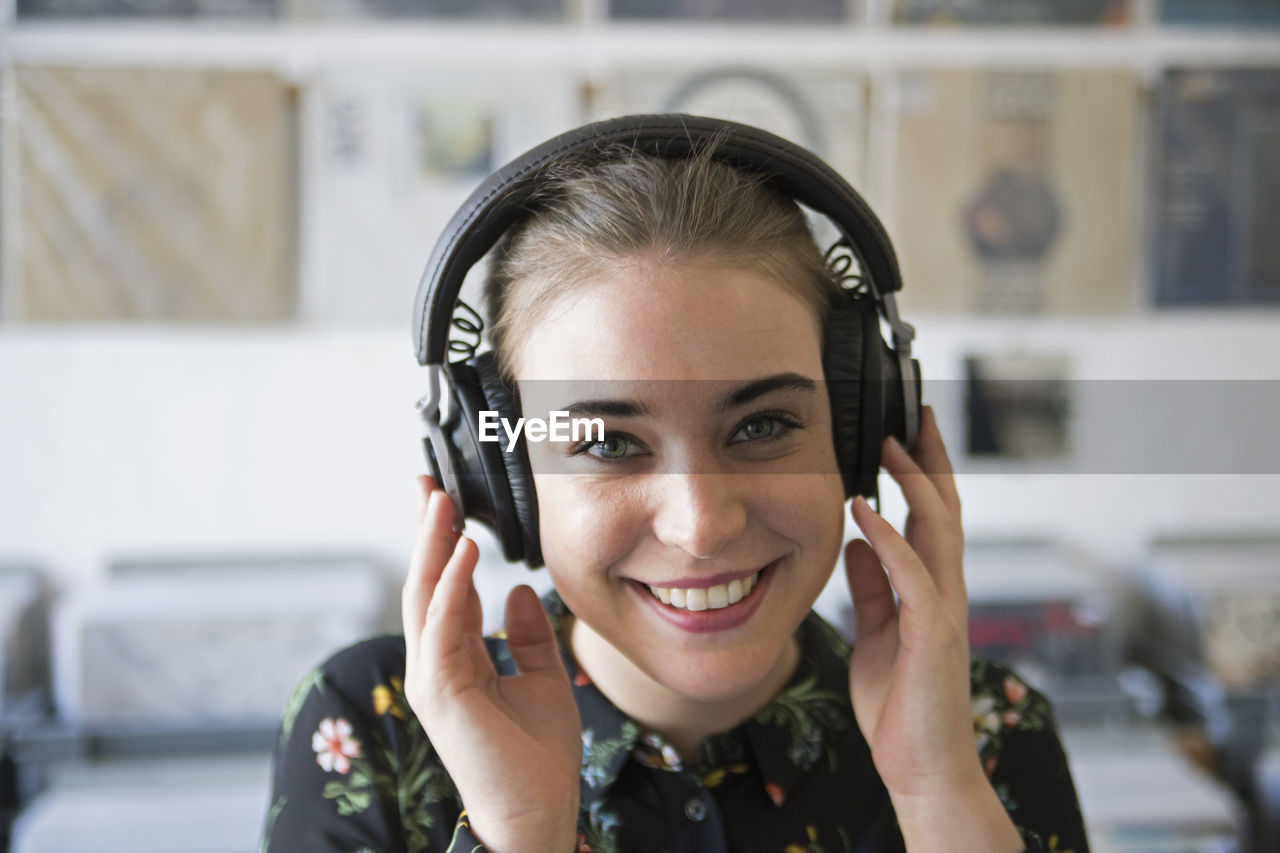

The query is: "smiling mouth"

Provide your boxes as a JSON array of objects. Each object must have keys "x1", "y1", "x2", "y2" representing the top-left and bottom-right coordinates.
[{"x1": 644, "y1": 565, "x2": 772, "y2": 612}]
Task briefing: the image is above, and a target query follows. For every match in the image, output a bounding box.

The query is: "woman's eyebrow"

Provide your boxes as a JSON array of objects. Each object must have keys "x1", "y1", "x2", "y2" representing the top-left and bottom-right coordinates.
[
  {"x1": 715, "y1": 373, "x2": 817, "y2": 412},
  {"x1": 563, "y1": 398, "x2": 650, "y2": 418},
  {"x1": 561, "y1": 373, "x2": 816, "y2": 419}
]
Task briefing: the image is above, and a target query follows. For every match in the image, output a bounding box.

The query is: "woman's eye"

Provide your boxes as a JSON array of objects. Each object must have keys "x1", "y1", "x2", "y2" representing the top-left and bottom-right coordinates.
[
  {"x1": 571, "y1": 416, "x2": 799, "y2": 462},
  {"x1": 577, "y1": 434, "x2": 639, "y2": 461},
  {"x1": 731, "y1": 414, "x2": 798, "y2": 443}
]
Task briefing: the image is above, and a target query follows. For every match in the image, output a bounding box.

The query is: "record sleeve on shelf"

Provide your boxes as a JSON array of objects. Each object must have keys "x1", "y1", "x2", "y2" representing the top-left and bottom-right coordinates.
[
  {"x1": 609, "y1": 0, "x2": 846, "y2": 20},
  {"x1": 590, "y1": 64, "x2": 867, "y2": 193},
  {"x1": 887, "y1": 68, "x2": 1140, "y2": 314},
  {"x1": 1153, "y1": 68, "x2": 1280, "y2": 306},
  {"x1": 1160, "y1": 0, "x2": 1280, "y2": 26},
  {"x1": 10, "y1": 66, "x2": 294, "y2": 323},
  {"x1": 892, "y1": 0, "x2": 1129, "y2": 25},
  {"x1": 964, "y1": 352, "x2": 1073, "y2": 461},
  {"x1": 288, "y1": 0, "x2": 562, "y2": 18},
  {"x1": 300, "y1": 67, "x2": 582, "y2": 325},
  {"x1": 16, "y1": 0, "x2": 277, "y2": 17}
]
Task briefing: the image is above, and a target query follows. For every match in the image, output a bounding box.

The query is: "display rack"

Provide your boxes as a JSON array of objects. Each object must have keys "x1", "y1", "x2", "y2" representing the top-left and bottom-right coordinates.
[{"x1": 2, "y1": 1, "x2": 1278, "y2": 323}]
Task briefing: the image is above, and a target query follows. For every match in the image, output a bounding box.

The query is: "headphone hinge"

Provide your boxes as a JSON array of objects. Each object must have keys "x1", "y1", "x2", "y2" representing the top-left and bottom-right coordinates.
[
  {"x1": 415, "y1": 363, "x2": 444, "y2": 430},
  {"x1": 879, "y1": 291, "x2": 916, "y2": 358}
]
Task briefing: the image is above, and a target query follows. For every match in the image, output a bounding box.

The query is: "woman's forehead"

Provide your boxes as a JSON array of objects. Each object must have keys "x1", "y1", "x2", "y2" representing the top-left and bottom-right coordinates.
[
  {"x1": 517, "y1": 373, "x2": 823, "y2": 421},
  {"x1": 511, "y1": 262, "x2": 825, "y2": 384}
]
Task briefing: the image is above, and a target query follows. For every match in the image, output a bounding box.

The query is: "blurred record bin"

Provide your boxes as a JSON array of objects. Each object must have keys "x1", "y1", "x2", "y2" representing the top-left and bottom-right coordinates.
[
  {"x1": 961, "y1": 539, "x2": 1130, "y2": 724},
  {"x1": 50, "y1": 554, "x2": 389, "y2": 725},
  {"x1": 1124, "y1": 537, "x2": 1280, "y2": 847}
]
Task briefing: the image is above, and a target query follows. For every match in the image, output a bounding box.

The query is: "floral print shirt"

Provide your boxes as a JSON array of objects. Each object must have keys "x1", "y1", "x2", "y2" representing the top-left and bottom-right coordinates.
[{"x1": 261, "y1": 590, "x2": 1089, "y2": 853}]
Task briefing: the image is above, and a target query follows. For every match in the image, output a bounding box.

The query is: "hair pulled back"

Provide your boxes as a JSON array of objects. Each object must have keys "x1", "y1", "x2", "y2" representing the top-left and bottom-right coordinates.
[{"x1": 483, "y1": 139, "x2": 842, "y2": 382}]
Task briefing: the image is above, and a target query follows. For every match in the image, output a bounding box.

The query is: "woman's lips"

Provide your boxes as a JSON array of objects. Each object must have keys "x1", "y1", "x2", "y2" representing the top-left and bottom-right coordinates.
[{"x1": 629, "y1": 559, "x2": 780, "y2": 634}]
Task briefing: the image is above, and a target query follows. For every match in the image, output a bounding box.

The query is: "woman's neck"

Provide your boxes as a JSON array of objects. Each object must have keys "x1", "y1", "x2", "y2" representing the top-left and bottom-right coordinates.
[{"x1": 567, "y1": 616, "x2": 802, "y2": 764}]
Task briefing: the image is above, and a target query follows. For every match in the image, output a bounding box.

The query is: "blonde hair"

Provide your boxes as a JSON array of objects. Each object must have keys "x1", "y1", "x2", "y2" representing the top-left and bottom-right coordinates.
[{"x1": 484, "y1": 141, "x2": 841, "y2": 381}]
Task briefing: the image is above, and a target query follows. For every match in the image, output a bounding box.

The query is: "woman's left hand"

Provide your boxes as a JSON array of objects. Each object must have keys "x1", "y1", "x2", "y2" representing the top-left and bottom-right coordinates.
[{"x1": 844, "y1": 404, "x2": 981, "y2": 799}]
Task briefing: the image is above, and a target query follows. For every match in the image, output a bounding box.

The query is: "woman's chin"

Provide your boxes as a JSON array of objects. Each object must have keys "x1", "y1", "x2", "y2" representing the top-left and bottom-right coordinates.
[{"x1": 635, "y1": 645, "x2": 793, "y2": 707}]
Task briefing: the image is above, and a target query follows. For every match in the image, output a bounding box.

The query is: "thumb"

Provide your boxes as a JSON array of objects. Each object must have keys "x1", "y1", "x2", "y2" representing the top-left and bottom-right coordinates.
[
  {"x1": 845, "y1": 538, "x2": 896, "y2": 644},
  {"x1": 503, "y1": 585, "x2": 569, "y2": 681}
]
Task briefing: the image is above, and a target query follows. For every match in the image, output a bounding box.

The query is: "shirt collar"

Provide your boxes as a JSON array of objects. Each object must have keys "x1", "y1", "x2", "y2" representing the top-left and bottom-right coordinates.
[
  {"x1": 540, "y1": 589, "x2": 857, "y2": 811},
  {"x1": 737, "y1": 615, "x2": 858, "y2": 807}
]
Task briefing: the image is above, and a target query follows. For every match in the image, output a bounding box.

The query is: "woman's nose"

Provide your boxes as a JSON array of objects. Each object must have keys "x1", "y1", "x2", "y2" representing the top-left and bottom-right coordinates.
[{"x1": 651, "y1": 473, "x2": 747, "y2": 560}]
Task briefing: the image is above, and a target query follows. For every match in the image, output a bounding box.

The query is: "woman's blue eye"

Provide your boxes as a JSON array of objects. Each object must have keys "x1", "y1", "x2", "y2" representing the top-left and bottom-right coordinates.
[
  {"x1": 732, "y1": 415, "x2": 796, "y2": 443},
  {"x1": 572, "y1": 414, "x2": 799, "y2": 462},
  {"x1": 589, "y1": 436, "x2": 633, "y2": 460}
]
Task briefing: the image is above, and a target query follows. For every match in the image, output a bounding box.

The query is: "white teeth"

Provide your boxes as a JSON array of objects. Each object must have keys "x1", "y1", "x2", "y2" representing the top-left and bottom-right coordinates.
[
  {"x1": 727, "y1": 579, "x2": 743, "y2": 604},
  {"x1": 647, "y1": 571, "x2": 762, "y2": 611},
  {"x1": 648, "y1": 585, "x2": 671, "y2": 604}
]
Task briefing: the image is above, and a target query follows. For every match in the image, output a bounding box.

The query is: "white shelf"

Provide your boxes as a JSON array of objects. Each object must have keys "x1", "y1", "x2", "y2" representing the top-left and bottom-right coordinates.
[{"x1": 2, "y1": 22, "x2": 1278, "y2": 76}]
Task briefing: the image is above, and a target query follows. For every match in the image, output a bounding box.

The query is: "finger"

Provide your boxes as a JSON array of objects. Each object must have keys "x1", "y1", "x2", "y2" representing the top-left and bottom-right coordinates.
[
  {"x1": 415, "y1": 475, "x2": 438, "y2": 525},
  {"x1": 403, "y1": 489, "x2": 459, "y2": 670},
  {"x1": 464, "y1": 574, "x2": 483, "y2": 637},
  {"x1": 844, "y1": 538, "x2": 896, "y2": 644},
  {"x1": 881, "y1": 422, "x2": 967, "y2": 607},
  {"x1": 423, "y1": 536, "x2": 481, "y2": 663},
  {"x1": 850, "y1": 496, "x2": 938, "y2": 611},
  {"x1": 880, "y1": 433, "x2": 949, "y2": 524},
  {"x1": 504, "y1": 585, "x2": 569, "y2": 680},
  {"x1": 910, "y1": 406, "x2": 961, "y2": 516}
]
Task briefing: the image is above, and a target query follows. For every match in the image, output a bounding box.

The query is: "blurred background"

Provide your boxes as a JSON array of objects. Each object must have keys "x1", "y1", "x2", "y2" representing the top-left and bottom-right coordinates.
[{"x1": 1, "y1": 1, "x2": 1279, "y2": 851}]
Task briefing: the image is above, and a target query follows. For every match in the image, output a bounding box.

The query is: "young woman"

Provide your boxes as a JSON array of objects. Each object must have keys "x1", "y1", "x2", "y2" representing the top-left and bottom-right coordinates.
[{"x1": 261, "y1": 119, "x2": 1089, "y2": 853}]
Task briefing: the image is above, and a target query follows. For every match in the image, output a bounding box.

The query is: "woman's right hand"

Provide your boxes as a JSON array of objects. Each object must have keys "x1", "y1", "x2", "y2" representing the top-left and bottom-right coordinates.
[{"x1": 402, "y1": 475, "x2": 582, "y2": 853}]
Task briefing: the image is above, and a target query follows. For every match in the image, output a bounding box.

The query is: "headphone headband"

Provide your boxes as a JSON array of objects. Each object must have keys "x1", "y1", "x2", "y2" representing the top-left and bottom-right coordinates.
[{"x1": 412, "y1": 113, "x2": 904, "y2": 366}]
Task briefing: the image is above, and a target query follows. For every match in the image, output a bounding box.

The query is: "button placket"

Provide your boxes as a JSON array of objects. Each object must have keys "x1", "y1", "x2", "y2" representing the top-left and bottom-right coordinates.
[{"x1": 683, "y1": 796, "x2": 708, "y2": 822}]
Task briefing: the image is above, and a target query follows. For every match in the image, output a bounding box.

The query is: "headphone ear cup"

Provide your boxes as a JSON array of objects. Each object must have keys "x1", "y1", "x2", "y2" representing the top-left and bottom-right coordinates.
[
  {"x1": 472, "y1": 352, "x2": 542, "y2": 567},
  {"x1": 823, "y1": 292, "x2": 882, "y2": 499},
  {"x1": 443, "y1": 358, "x2": 535, "y2": 566}
]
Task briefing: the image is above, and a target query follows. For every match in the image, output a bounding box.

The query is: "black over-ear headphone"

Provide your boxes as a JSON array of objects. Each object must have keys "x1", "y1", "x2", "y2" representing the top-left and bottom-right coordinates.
[{"x1": 412, "y1": 114, "x2": 921, "y2": 569}]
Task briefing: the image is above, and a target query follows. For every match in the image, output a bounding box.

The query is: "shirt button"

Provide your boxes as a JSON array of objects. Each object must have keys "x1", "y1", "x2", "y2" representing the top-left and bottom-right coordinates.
[{"x1": 684, "y1": 796, "x2": 708, "y2": 822}]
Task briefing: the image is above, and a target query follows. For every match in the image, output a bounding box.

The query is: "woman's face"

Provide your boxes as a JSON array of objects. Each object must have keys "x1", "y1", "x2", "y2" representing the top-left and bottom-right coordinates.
[{"x1": 514, "y1": 258, "x2": 846, "y2": 705}]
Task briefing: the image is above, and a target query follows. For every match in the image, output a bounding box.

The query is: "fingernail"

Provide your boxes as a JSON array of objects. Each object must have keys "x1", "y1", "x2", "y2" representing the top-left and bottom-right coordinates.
[{"x1": 852, "y1": 495, "x2": 868, "y2": 511}]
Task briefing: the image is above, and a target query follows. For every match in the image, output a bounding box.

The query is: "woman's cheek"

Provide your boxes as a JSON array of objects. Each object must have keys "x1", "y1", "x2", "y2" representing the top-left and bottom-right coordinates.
[
  {"x1": 534, "y1": 473, "x2": 646, "y2": 572},
  {"x1": 769, "y1": 470, "x2": 844, "y2": 522}
]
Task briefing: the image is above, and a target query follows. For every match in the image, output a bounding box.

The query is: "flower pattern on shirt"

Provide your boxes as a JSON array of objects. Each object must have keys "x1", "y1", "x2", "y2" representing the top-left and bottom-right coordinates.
[
  {"x1": 785, "y1": 823, "x2": 838, "y2": 853},
  {"x1": 754, "y1": 673, "x2": 850, "y2": 773},
  {"x1": 582, "y1": 721, "x2": 640, "y2": 789},
  {"x1": 261, "y1": 591, "x2": 1090, "y2": 853},
  {"x1": 372, "y1": 676, "x2": 409, "y2": 720},
  {"x1": 313, "y1": 717, "x2": 361, "y2": 774},
  {"x1": 970, "y1": 660, "x2": 1056, "y2": 782}
]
